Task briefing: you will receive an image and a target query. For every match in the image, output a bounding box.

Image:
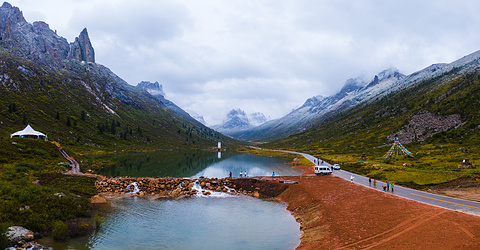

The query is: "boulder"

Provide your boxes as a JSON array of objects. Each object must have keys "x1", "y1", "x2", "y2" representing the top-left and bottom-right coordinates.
[
  {"x1": 6, "y1": 226, "x2": 34, "y2": 242},
  {"x1": 90, "y1": 195, "x2": 107, "y2": 204}
]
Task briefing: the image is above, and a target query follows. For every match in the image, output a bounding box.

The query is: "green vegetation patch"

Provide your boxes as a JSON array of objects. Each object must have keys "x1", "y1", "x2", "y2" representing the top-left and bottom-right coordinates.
[{"x1": 39, "y1": 173, "x2": 97, "y2": 197}]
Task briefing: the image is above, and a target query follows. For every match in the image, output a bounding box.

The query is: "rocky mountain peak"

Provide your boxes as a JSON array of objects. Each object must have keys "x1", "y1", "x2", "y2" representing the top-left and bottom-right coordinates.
[
  {"x1": 339, "y1": 77, "x2": 366, "y2": 95},
  {"x1": 248, "y1": 112, "x2": 268, "y2": 126},
  {"x1": 0, "y1": 2, "x2": 26, "y2": 33},
  {"x1": 227, "y1": 109, "x2": 247, "y2": 118},
  {"x1": 303, "y1": 95, "x2": 325, "y2": 107},
  {"x1": 0, "y1": 3, "x2": 96, "y2": 69},
  {"x1": 68, "y1": 28, "x2": 95, "y2": 63},
  {"x1": 378, "y1": 67, "x2": 403, "y2": 80},
  {"x1": 212, "y1": 108, "x2": 270, "y2": 135},
  {"x1": 137, "y1": 81, "x2": 165, "y2": 97}
]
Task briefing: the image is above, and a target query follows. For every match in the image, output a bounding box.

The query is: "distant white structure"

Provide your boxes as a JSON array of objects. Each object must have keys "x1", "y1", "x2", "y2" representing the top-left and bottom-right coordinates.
[
  {"x1": 10, "y1": 125, "x2": 48, "y2": 141},
  {"x1": 218, "y1": 142, "x2": 221, "y2": 149}
]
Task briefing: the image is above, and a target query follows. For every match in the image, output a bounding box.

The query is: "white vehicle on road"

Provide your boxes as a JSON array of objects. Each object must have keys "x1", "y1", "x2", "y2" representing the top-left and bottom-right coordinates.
[
  {"x1": 314, "y1": 166, "x2": 332, "y2": 175},
  {"x1": 332, "y1": 164, "x2": 341, "y2": 170}
]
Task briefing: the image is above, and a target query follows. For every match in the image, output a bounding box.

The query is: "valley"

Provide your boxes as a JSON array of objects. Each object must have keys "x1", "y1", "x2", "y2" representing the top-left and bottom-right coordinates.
[{"x1": 2, "y1": 1, "x2": 480, "y2": 249}]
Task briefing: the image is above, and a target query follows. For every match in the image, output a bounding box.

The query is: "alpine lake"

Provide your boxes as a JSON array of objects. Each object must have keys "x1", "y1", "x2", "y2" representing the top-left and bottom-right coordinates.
[{"x1": 42, "y1": 151, "x2": 303, "y2": 249}]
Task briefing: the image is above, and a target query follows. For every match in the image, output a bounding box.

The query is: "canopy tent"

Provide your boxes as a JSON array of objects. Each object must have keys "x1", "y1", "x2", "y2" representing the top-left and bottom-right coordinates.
[
  {"x1": 10, "y1": 125, "x2": 48, "y2": 141},
  {"x1": 383, "y1": 138, "x2": 412, "y2": 158}
]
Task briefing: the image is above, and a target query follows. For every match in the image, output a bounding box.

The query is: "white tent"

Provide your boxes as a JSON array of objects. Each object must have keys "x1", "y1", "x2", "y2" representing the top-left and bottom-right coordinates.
[{"x1": 10, "y1": 125, "x2": 48, "y2": 141}]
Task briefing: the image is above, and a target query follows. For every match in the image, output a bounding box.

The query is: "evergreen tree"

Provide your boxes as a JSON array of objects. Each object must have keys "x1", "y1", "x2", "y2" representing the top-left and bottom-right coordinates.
[
  {"x1": 8, "y1": 103, "x2": 16, "y2": 113},
  {"x1": 111, "y1": 120, "x2": 116, "y2": 134}
]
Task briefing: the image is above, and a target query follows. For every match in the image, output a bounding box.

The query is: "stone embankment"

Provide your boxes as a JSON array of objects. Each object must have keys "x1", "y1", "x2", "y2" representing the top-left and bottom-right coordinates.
[{"x1": 95, "y1": 176, "x2": 289, "y2": 199}]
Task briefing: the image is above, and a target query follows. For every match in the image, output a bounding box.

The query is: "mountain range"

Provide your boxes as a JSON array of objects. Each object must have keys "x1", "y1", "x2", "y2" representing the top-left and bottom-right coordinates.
[
  {"x1": 231, "y1": 49, "x2": 480, "y2": 143},
  {"x1": 211, "y1": 109, "x2": 269, "y2": 137},
  {"x1": 267, "y1": 49, "x2": 480, "y2": 153},
  {"x1": 2, "y1": 1, "x2": 480, "y2": 156},
  {"x1": 233, "y1": 68, "x2": 405, "y2": 141},
  {"x1": 0, "y1": 2, "x2": 236, "y2": 149}
]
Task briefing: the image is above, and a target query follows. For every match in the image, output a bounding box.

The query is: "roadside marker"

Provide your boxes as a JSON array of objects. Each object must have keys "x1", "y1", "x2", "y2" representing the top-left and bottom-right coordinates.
[{"x1": 411, "y1": 193, "x2": 480, "y2": 210}]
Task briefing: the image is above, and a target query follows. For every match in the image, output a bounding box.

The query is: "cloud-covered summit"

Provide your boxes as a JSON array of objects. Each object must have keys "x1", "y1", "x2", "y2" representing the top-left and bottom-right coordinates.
[{"x1": 9, "y1": 0, "x2": 480, "y2": 124}]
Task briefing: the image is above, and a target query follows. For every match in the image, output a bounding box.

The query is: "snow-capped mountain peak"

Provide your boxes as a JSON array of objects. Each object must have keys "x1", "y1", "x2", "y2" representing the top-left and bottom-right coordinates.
[
  {"x1": 226, "y1": 109, "x2": 247, "y2": 119},
  {"x1": 248, "y1": 112, "x2": 268, "y2": 127},
  {"x1": 137, "y1": 81, "x2": 165, "y2": 97},
  {"x1": 212, "y1": 109, "x2": 270, "y2": 136}
]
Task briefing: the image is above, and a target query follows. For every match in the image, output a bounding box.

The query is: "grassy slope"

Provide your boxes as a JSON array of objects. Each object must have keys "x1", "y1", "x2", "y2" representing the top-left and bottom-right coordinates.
[
  {"x1": 0, "y1": 138, "x2": 97, "y2": 234},
  {"x1": 265, "y1": 67, "x2": 480, "y2": 189},
  {"x1": 0, "y1": 49, "x2": 240, "y2": 152}
]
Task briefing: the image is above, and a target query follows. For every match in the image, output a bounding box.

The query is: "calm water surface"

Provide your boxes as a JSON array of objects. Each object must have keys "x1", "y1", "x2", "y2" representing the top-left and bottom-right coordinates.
[
  {"x1": 56, "y1": 196, "x2": 301, "y2": 249},
  {"x1": 98, "y1": 151, "x2": 303, "y2": 178},
  {"x1": 53, "y1": 152, "x2": 303, "y2": 249}
]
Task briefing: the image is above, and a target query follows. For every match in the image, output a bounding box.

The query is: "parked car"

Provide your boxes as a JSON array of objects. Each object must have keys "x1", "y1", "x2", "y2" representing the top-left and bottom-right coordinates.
[
  {"x1": 332, "y1": 164, "x2": 341, "y2": 170},
  {"x1": 314, "y1": 166, "x2": 332, "y2": 175}
]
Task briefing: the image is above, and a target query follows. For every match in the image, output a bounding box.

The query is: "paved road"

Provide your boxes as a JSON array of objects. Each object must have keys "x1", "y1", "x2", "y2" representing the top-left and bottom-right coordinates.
[{"x1": 274, "y1": 148, "x2": 480, "y2": 216}]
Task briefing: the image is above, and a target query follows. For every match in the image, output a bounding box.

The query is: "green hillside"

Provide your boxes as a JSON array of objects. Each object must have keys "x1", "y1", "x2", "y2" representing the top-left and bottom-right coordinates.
[
  {"x1": 266, "y1": 65, "x2": 480, "y2": 188},
  {"x1": 0, "y1": 49, "x2": 239, "y2": 151}
]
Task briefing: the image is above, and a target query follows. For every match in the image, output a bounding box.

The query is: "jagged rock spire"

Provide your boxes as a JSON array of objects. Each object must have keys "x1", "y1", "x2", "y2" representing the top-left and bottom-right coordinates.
[
  {"x1": 0, "y1": 2, "x2": 96, "y2": 67},
  {"x1": 68, "y1": 28, "x2": 95, "y2": 63}
]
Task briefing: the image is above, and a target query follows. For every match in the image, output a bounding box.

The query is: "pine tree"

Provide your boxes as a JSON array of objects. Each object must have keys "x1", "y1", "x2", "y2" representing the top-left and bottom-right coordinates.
[{"x1": 111, "y1": 120, "x2": 116, "y2": 134}]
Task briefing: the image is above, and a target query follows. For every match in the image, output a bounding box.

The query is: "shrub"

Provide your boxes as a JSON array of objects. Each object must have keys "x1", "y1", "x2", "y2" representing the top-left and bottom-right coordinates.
[
  {"x1": 15, "y1": 162, "x2": 38, "y2": 171},
  {"x1": 25, "y1": 213, "x2": 45, "y2": 233},
  {"x1": 0, "y1": 223, "x2": 9, "y2": 250},
  {"x1": 94, "y1": 213, "x2": 104, "y2": 229},
  {"x1": 66, "y1": 219, "x2": 94, "y2": 237},
  {"x1": 52, "y1": 220, "x2": 68, "y2": 240}
]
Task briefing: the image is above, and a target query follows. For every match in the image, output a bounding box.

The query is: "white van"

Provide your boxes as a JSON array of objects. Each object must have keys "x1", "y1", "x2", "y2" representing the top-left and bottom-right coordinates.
[{"x1": 314, "y1": 166, "x2": 332, "y2": 175}]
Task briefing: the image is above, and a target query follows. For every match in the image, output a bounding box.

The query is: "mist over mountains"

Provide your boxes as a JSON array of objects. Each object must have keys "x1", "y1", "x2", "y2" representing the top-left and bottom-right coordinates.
[
  {"x1": 2, "y1": 0, "x2": 480, "y2": 153},
  {"x1": 0, "y1": 2, "x2": 235, "y2": 148},
  {"x1": 211, "y1": 109, "x2": 269, "y2": 137},
  {"x1": 221, "y1": 50, "x2": 480, "y2": 143},
  {"x1": 228, "y1": 68, "x2": 406, "y2": 141}
]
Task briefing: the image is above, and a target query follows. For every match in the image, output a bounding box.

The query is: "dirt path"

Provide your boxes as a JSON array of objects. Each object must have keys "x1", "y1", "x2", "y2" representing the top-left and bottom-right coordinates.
[
  {"x1": 58, "y1": 147, "x2": 82, "y2": 175},
  {"x1": 267, "y1": 165, "x2": 480, "y2": 249}
]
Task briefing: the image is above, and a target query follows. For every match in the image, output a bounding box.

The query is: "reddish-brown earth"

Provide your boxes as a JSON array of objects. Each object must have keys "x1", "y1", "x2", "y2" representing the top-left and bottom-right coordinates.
[{"x1": 262, "y1": 165, "x2": 480, "y2": 249}]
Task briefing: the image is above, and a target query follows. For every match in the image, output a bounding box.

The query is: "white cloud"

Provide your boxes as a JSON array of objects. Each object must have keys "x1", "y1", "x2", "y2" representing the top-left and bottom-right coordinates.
[{"x1": 8, "y1": 0, "x2": 480, "y2": 125}]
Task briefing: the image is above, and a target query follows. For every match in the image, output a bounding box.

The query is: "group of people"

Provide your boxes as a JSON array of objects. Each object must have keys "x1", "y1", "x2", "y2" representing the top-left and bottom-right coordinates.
[
  {"x1": 229, "y1": 171, "x2": 248, "y2": 178},
  {"x1": 227, "y1": 171, "x2": 276, "y2": 179},
  {"x1": 367, "y1": 178, "x2": 394, "y2": 192},
  {"x1": 313, "y1": 158, "x2": 324, "y2": 165}
]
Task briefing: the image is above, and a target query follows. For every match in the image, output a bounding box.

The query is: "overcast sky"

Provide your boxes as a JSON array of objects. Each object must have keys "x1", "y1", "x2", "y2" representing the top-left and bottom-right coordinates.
[{"x1": 8, "y1": 0, "x2": 480, "y2": 125}]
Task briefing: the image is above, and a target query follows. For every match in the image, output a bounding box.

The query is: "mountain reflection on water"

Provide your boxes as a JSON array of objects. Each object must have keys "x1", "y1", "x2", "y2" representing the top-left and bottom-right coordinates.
[{"x1": 97, "y1": 151, "x2": 303, "y2": 178}]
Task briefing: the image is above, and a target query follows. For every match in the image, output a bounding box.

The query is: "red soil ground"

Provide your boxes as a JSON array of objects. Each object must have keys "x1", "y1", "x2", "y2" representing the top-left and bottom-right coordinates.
[{"x1": 263, "y1": 165, "x2": 480, "y2": 249}]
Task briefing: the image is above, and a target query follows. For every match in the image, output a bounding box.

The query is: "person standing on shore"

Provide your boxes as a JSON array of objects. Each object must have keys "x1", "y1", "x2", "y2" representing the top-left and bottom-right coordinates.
[
  {"x1": 272, "y1": 172, "x2": 275, "y2": 179},
  {"x1": 391, "y1": 183, "x2": 394, "y2": 192},
  {"x1": 386, "y1": 182, "x2": 390, "y2": 191},
  {"x1": 350, "y1": 175, "x2": 354, "y2": 182},
  {"x1": 373, "y1": 179, "x2": 377, "y2": 187},
  {"x1": 229, "y1": 172, "x2": 232, "y2": 178},
  {"x1": 244, "y1": 170, "x2": 247, "y2": 177},
  {"x1": 369, "y1": 178, "x2": 372, "y2": 185},
  {"x1": 239, "y1": 171, "x2": 242, "y2": 178}
]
